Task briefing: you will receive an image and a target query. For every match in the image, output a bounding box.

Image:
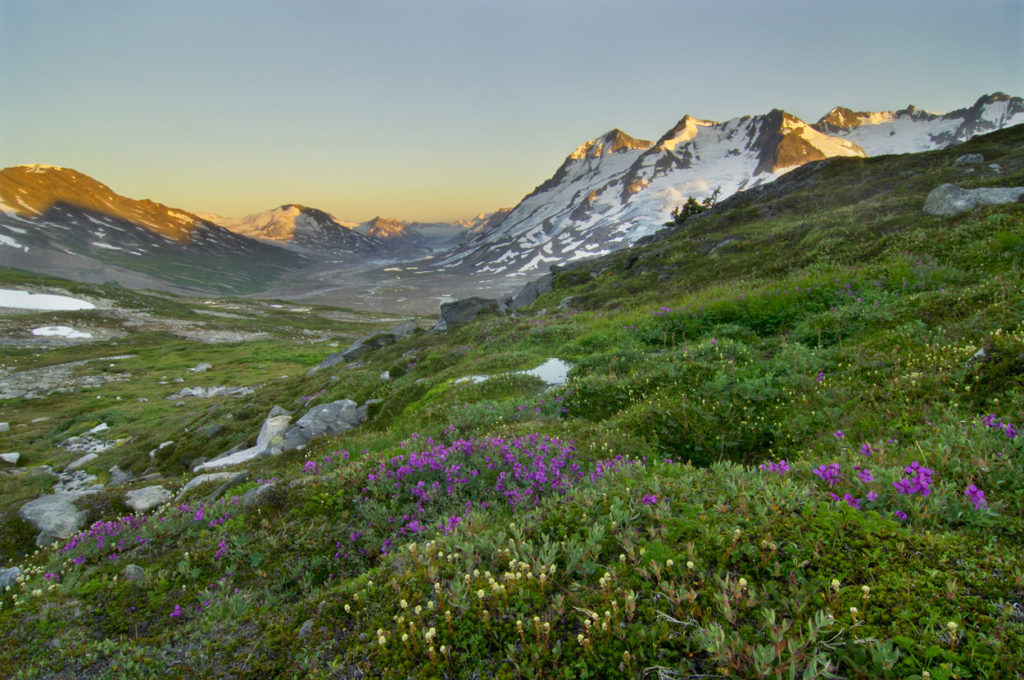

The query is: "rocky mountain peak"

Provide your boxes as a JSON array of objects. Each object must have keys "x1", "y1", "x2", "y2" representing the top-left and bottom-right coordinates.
[{"x1": 569, "y1": 129, "x2": 653, "y2": 160}]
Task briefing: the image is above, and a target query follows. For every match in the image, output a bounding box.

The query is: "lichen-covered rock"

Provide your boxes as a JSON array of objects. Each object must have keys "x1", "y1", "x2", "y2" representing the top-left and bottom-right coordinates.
[
  {"x1": 924, "y1": 183, "x2": 1024, "y2": 216},
  {"x1": 124, "y1": 485, "x2": 172, "y2": 513}
]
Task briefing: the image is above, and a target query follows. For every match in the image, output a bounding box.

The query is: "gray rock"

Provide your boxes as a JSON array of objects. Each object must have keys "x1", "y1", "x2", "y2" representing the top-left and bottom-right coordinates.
[
  {"x1": 177, "y1": 473, "x2": 241, "y2": 498},
  {"x1": 952, "y1": 153, "x2": 984, "y2": 167},
  {"x1": 65, "y1": 453, "x2": 98, "y2": 471},
  {"x1": 433, "y1": 297, "x2": 504, "y2": 331},
  {"x1": 268, "y1": 405, "x2": 291, "y2": 418},
  {"x1": 0, "y1": 452, "x2": 19, "y2": 465},
  {"x1": 298, "y1": 619, "x2": 314, "y2": 640},
  {"x1": 0, "y1": 422, "x2": 8, "y2": 432},
  {"x1": 924, "y1": 183, "x2": 1024, "y2": 217},
  {"x1": 19, "y1": 495, "x2": 88, "y2": 544},
  {"x1": 108, "y1": 465, "x2": 133, "y2": 487},
  {"x1": 241, "y1": 481, "x2": 278, "y2": 509},
  {"x1": 0, "y1": 566, "x2": 21, "y2": 588},
  {"x1": 281, "y1": 400, "x2": 364, "y2": 451},
  {"x1": 190, "y1": 363, "x2": 212, "y2": 372},
  {"x1": 122, "y1": 564, "x2": 145, "y2": 582},
  {"x1": 379, "y1": 371, "x2": 391, "y2": 381},
  {"x1": 357, "y1": 399, "x2": 383, "y2": 423},
  {"x1": 512, "y1": 273, "x2": 554, "y2": 309},
  {"x1": 124, "y1": 485, "x2": 172, "y2": 513},
  {"x1": 256, "y1": 414, "x2": 293, "y2": 454}
]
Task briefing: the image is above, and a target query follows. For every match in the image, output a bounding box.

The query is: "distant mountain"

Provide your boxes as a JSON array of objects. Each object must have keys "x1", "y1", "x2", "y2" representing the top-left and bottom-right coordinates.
[
  {"x1": 201, "y1": 205, "x2": 389, "y2": 256},
  {"x1": 0, "y1": 165, "x2": 309, "y2": 295},
  {"x1": 354, "y1": 216, "x2": 472, "y2": 253},
  {"x1": 430, "y1": 93, "x2": 1024, "y2": 276}
]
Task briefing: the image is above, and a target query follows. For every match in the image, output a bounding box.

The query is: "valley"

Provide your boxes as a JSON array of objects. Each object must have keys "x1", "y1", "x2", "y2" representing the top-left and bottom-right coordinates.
[{"x1": 0, "y1": 102, "x2": 1023, "y2": 679}]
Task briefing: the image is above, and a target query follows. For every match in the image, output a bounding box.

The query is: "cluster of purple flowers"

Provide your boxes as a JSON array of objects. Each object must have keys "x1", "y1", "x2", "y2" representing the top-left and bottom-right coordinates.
[
  {"x1": 893, "y1": 461, "x2": 933, "y2": 497},
  {"x1": 758, "y1": 459, "x2": 790, "y2": 476},
  {"x1": 964, "y1": 484, "x2": 988, "y2": 510},
  {"x1": 640, "y1": 493, "x2": 658, "y2": 506},
  {"x1": 982, "y1": 414, "x2": 1018, "y2": 439},
  {"x1": 812, "y1": 463, "x2": 842, "y2": 487},
  {"x1": 337, "y1": 433, "x2": 643, "y2": 557}
]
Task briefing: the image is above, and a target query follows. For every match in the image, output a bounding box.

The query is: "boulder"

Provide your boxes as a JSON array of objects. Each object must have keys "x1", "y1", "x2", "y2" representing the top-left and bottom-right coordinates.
[
  {"x1": 0, "y1": 567, "x2": 21, "y2": 588},
  {"x1": 19, "y1": 495, "x2": 88, "y2": 545},
  {"x1": 256, "y1": 414, "x2": 293, "y2": 454},
  {"x1": 241, "y1": 481, "x2": 278, "y2": 509},
  {"x1": 924, "y1": 183, "x2": 1024, "y2": 217},
  {"x1": 108, "y1": 465, "x2": 132, "y2": 486},
  {"x1": 124, "y1": 485, "x2": 172, "y2": 513},
  {"x1": 433, "y1": 297, "x2": 505, "y2": 331},
  {"x1": 281, "y1": 400, "x2": 364, "y2": 451},
  {"x1": 177, "y1": 472, "x2": 240, "y2": 498},
  {"x1": 952, "y1": 153, "x2": 984, "y2": 167},
  {"x1": 512, "y1": 273, "x2": 554, "y2": 309},
  {"x1": 0, "y1": 452, "x2": 19, "y2": 465},
  {"x1": 65, "y1": 453, "x2": 98, "y2": 471}
]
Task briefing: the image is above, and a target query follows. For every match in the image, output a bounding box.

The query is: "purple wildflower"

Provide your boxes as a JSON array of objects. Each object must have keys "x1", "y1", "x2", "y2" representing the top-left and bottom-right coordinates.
[
  {"x1": 833, "y1": 430, "x2": 845, "y2": 440},
  {"x1": 640, "y1": 493, "x2": 658, "y2": 506},
  {"x1": 812, "y1": 463, "x2": 842, "y2": 487},
  {"x1": 170, "y1": 604, "x2": 183, "y2": 618},
  {"x1": 859, "y1": 442, "x2": 873, "y2": 457},
  {"x1": 965, "y1": 484, "x2": 988, "y2": 510}
]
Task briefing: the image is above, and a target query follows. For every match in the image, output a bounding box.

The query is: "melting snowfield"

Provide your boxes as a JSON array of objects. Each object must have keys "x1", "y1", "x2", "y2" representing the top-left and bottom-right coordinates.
[
  {"x1": 31, "y1": 326, "x2": 93, "y2": 339},
  {"x1": 0, "y1": 288, "x2": 95, "y2": 311}
]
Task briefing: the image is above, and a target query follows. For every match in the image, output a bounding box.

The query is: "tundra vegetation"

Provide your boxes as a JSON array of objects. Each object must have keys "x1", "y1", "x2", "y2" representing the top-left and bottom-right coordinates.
[{"x1": 0, "y1": 126, "x2": 1023, "y2": 678}]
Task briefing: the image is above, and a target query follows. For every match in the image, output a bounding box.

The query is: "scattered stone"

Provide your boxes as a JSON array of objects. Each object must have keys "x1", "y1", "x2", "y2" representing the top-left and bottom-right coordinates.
[
  {"x1": 0, "y1": 452, "x2": 19, "y2": 465},
  {"x1": 190, "y1": 363, "x2": 213, "y2": 372},
  {"x1": 924, "y1": 183, "x2": 1024, "y2": 217},
  {"x1": 298, "y1": 619, "x2": 314, "y2": 640},
  {"x1": 124, "y1": 485, "x2": 172, "y2": 513},
  {"x1": 177, "y1": 471, "x2": 243, "y2": 499},
  {"x1": 240, "y1": 481, "x2": 278, "y2": 509},
  {"x1": 433, "y1": 297, "x2": 504, "y2": 332},
  {"x1": 122, "y1": 564, "x2": 145, "y2": 582},
  {"x1": 0, "y1": 567, "x2": 21, "y2": 588},
  {"x1": 281, "y1": 400, "x2": 364, "y2": 452},
  {"x1": 202, "y1": 424, "x2": 223, "y2": 439},
  {"x1": 310, "y1": 320, "x2": 420, "y2": 372},
  {"x1": 65, "y1": 453, "x2": 98, "y2": 471},
  {"x1": 989, "y1": 163, "x2": 1002, "y2": 172},
  {"x1": 175, "y1": 401, "x2": 186, "y2": 407},
  {"x1": 53, "y1": 470, "x2": 103, "y2": 498},
  {"x1": 108, "y1": 465, "x2": 132, "y2": 486},
  {"x1": 169, "y1": 385, "x2": 255, "y2": 399},
  {"x1": 0, "y1": 422, "x2": 8, "y2": 432},
  {"x1": 268, "y1": 405, "x2": 291, "y2": 418},
  {"x1": 19, "y1": 495, "x2": 88, "y2": 545},
  {"x1": 136, "y1": 397, "x2": 149, "y2": 403},
  {"x1": 172, "y1": 377, "x2": 184, "y2": 383},
  {"x1": 379, "y1": 371, "x2": 391, "y2": 381},
  {"x1": 952, "y1": 153, "x2": 984, "y2": 167}
]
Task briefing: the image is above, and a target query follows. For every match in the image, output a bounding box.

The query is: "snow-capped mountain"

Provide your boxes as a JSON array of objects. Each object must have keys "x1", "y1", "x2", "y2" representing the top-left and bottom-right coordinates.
[
  {"x1": 813, "y1": 93, "x2": 1024, "y2": 155},
  {"x1": 354, "y1": 216, "x2": 472, "y2": 253},
  {"x1": 432, "y1": 93, "x2": 1024, "y2": 276},
  {"x1": 201, "y1": 205, "x2": 389, "y2": 256},
  {"x1": 0, "y1": 165, "x2": 309, "y2": 295}
]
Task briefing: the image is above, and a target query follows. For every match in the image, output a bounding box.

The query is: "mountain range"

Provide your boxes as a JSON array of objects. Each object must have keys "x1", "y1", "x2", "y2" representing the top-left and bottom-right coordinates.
[
  {"x1": 430, "y1": 92, "x2": 1024, "y2": 276},
  {"x1": 1, "y1": 93, "x2": 1021, "y2": 297}
]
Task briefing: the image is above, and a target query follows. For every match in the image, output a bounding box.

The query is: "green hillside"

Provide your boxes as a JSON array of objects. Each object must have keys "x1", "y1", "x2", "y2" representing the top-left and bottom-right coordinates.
[{"x1": 1, "y1": 125, "x2": 1022, "y2": 679}]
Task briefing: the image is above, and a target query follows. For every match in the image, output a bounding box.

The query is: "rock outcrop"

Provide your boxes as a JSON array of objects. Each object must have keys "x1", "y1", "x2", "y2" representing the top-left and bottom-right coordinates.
[{"x1": 924, "y1": 183, "x2": 1024, "y2": 217}]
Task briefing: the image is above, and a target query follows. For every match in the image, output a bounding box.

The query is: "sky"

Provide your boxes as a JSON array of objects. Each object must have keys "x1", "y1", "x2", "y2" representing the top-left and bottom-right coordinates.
[{"x1": 1, "y1": 0, "x2": 1022, "y2": 222}]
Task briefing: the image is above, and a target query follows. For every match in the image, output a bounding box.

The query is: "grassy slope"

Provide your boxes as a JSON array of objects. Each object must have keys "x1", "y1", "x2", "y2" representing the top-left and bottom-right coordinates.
[{"x1": 0, "y1": 127, "x2": 1023, "y2": 678}]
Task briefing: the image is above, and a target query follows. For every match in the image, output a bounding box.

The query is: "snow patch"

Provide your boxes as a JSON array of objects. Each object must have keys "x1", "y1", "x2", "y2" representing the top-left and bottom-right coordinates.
[
  {"x1": 0, "y1": 289, "x2": 95, "y2": 310},
  {"x1": 32, "y1": 326, "x2": 93, "y2": 339}
]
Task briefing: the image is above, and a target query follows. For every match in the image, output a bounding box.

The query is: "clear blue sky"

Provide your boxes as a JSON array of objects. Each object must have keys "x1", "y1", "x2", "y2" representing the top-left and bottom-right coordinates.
[{"x1": 1, "y1": 0, "x2": 1021, "y2": 221}]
